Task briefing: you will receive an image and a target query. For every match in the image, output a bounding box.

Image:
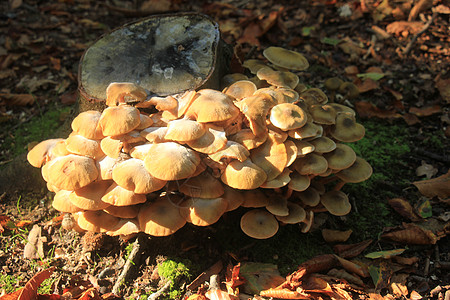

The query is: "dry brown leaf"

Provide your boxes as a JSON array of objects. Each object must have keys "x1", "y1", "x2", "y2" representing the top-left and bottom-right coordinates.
[
  {"x1": 392, "y1": 256, "x2": 419, "y2": 265},
  {"x1": 435, "y1": 77, "x2": 450, "y2": 103},
  {"x1": 322, "y1": 229, "x2": 353, "y2": 243},
  {"x1": 402, "y1": 113, "x2": 420, "y2": 125},
  {"x1": 388, "y1": 198, "x2": 422, "y2": 222},
  {"x1": 355, "y1": 101, "x2": 402, "y2": 119},
  {"x1": 356, "y1": 78, "x2": 379, "y2": 93},
  {"x1": 335, "y1": 256, "x2": 369, "y2": 278},
  {"x1": 413, "y1": 170, "x2": 450, "y2": 199},
  {"x1": 327, "y1": 268, "x2": 365, "y2": 286},
  {"x1": 409, "y1": 105, "x2": 442, "y2": 117},
  {"x1": 381, "y1": 223, "x2": 438, "y2": 245},
  {"x1": 338, "y1": 41, "x2": 367, "y2": 56},
  {"x1": 0, "y1": 93, "x2": 34, "y2": 106},
  {"x1": 415, "y1": 161, "x2": 438, "y2": 179},
  {"x1": 333, "y1": 239, "x2": 373, "y2": 258},
  {"x1": 17, "y1": 267, "x2": 55, "y2": 300},
  {"x1": 386, "y1": 21, "x2": 424, "y2": 36}
]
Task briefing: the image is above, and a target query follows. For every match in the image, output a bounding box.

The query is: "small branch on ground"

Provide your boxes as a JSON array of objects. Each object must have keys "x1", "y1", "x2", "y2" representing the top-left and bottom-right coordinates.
[
  {"x1": 148, "y1": 280, "x2": 172, "y2": 300},
  {"x1": 112, "y1": 235, "x2": 144, "y2": 296},
  {"x1": 403, "y1": 12, "x2": 437, "y2": 56}
]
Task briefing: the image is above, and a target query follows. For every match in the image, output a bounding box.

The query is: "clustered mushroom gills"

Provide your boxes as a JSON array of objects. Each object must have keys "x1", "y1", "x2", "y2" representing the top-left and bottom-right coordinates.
[{"x1": 27, "y1": 46, "x2": 372, "y2": 239}]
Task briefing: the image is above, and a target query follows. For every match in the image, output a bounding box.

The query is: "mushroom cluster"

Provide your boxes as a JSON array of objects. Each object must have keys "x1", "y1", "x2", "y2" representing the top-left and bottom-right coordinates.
[{"x1": 27, "y1": 46, "x2": 372, "y2": 239}]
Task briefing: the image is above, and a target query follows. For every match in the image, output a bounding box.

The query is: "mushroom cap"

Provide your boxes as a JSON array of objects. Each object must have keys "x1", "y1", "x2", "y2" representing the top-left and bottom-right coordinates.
[
  {"x1": 296, "y1": 187, "x2": 321, "y2": 207},
  {"x1": 71, "y1": 110, "x2": 104, "y2": 139},
  {"x1": 129, "y1": 143, "x2": 153, "y2": 160},
  {"x1": 323, "y1": 143, "x2": 356, "y2": 171},
  {"x1": 221, "y1": 73, "x2": 249, "y2": 88},
  {"x1": 45, "y1": 154, "x2": 98, "y2": 190},
  {"x1": 269, "y1": 103, "x2": 307, "y2": 131},
  {"x1": 66, "y1": 134, "x2": 104, "y2": 159},
  {"x1": 105, "y1": 82, "x2": 147, "y2": 107},
  {"x1": 185, "y1": 89, "x2": 240, "y2": 123},
  {"x1": 243, "y1": 59, "x2": 268, "y2": 74},
  {"x1": 336, "y1": 156, "x2": 372, "y2": 183},
  {"x1": 287, "y1": 172, "x2": 311, "y2": 192},
  {"x1": 101, "y1": 182, "x2": 147, "y2": 206},
  {"x1": 186, "y1": 125, "x2": 227, "y2": 154},
  {"x1": 52, "y1": 190, "x2": 82, "y2": 213},
  {"x1": 140, "y1": 127, "x2": 169, "y2": 143},
  {"x1": 103, "y1": 204, "x2": 140, "y2": 219},
  {"x1": 160, "y1": 90, "x2": 198, "y2": 119},
  {"x1": 309, "y1": 104, "x2": 337, "y2": 125},
  {"x1": 106, "y1": 218, "x2": 140, "y2": 236},
  {"x1": 260, "y1": 168, "x2": 291, "y2": 189},
  {"x1": 76, "y1": 210, "x2": 121, "y2": 233},
  {"x1": 178, "y1": 171, "x2": 224, "y2": 198},
  {"x1": 68, "y1": 180, "x2": 112, "y2": 210},
  {"x1": 309, "y1": 136, "x2": 337, "y2": 154},
  {"x1": 164, "y1": 119, "x2": 206, "y2": 142},
  {"x1": 99, "y1": 104, "x2": 141, "y2": 136},
  {"x1": 96, "y1": 155, "x2": 125, "y2": 180},
  {"x1": 288, "y1": 122, "x2": 323, "y2": 140},
  {"x1": 27, "y1": 138, "x2": 65, "y2": 168},
  {"x1": 276, "y1": 202, "x2": 306, "y2": 224},
  {"x1": 327, "y1": 103, "x2": 356, "y2": 116},
  {"x1": 294, "y1": 153, "x2": 328, "y2": 175},
  {"x1": 300, "y1": 88, "x2": 328, "y2": 106},
  {"x1": 234, "y1": 93, "x2": 275, "y2": 137},
  {"x1": 144, "y1": 142, "x2": 201, "y2": 181},
  {"x1": 250, "y1": 136, "x2": 288, "y2": 181},
  {"x1": 320, "y1": 190, "x2": 351, "y2": 216},
  {"x1": 284, "y1": 140, "x2": 298, "y2": 167},
  {"x1": 257, "y1": 67, "x2": 299, "y2": 89},
  {"x1": 300, "y1": 210, "x2": 314, "y2": 233},
  {"x1": 240, "y1": 189, "x2": 269, "y2": 208},
  {"x1": 179, "y1": 197, "x2": 228, "y2": 226},
  {"x1": 209, "y1": 141, "x2": 250, "y2": 163},
  {"x1": 338, "y1": 82, "x2": 360, "y2": 99},
  {"x1": 135, "y1": 113, "x2": 154, "y2": 130},
  {"x1": 229, "y1": 129, "x2": 267, "y2": 151},
  {"x1": 222, "y1": 80, "x2": 257, "y2": 100},
  {"x1": 138, "y1": 196, "x2": 186, "y2": 236},
  {"x1": 330, "y1": 113, "x2": 365, "y2": 142},
  {"x1": 221, "y1": 186, "x2": 245, "y2": 212},
  {"x1": 324, "y1": 77, "x2": 344, "y2": 91},
  {"x1": 221, "y1": 159, "x2": 267, "y2": 190},
  {"x1": 263, "y1": 47, "x2": 309, "y2": 71},
  {"x1": 265, "y1": 194, "x2": 289, "y2": 216},
  {"x1": 240, "y1": 209, "x2": 279, "y2": 239},
  {"x1": 112, "y1": 158, "x2": 167, "y2": 194}
]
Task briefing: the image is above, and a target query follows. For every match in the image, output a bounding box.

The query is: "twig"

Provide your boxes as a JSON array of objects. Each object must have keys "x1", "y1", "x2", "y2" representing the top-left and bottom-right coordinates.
[
  {"x1": 112, "y1": 235, "x2": 144, "y2": 295},
  {"x1": 363, "y1": 35, "x2": 377, "y2": 60},
  {"x1": 414, "y1": 147, "x2": 450, "y2": 163},
  {"x1": 403, "y1": 12, "x2": 437, "y2": 55},
  {"x1": 148, "y1": 280, "x2": 172, "y2": 300}
]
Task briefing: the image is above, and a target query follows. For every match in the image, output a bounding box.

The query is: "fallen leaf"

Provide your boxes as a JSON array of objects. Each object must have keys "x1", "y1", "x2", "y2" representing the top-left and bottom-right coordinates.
[
  {"x1": 0, "y1": 93, "x2": 35, "y2": 106},
  {"x1": 416, "y1": 198, "x2": 432, "y2": 218},
  {"x1": 392, "y1": 256, "x2": 419, "y2": 265},
  {"x1": 372, "y1": 0, "x2": 392, "y2": 22},
  {"x1": 381, "y1": 222, "x2": 438, "y2": 244},
  {"x1": 355, "y1": 101, "x2": 402, "y2": 119},
  {"x1": 338, "y1": 41, "x2": 366, "y2": 56},
  {"x1": 355, "y1": 78, "x2": 379, "y2": 93},
  {"x1": 333, "y1": 239, "x2": 373, "y2": 258},
  {"x1": 402, "y1": 113, "x2": 420, "y2": 125},
  {"x1": 17, "y1": 267, "x2": 55, "y2": 300},
  {"x1": 416, "y1": 161, "x2": 438, "y2": 179},
  {"x1": 388, "y1": 198, "x2": 422, "y2": 222},
  {"x1": 335, "y1": 256, "x2": 369, "y2": 278},
  {"x1": 365, "y1": 248, "x2": 406, "y2": 259},
  {"x1": 322, "y1": 229, "x2": 352, "y2": 243},
  {"x1": 239, "y1": 262, "x2": 285, "y2": 294},
  {"x1": 386, "y1": 21, "x2": 424, "y2": 36},
  {"x1": 327, "y1": 268, "x2": 364, "y2": 286},
  {"x1": 368, "y1": 261, "x2": 392, "y2": 291},
  {"x1": 356, "y1": 72, "x2": 385, "y2": 81},
  {"x1": 409, "y1": 105, "x2": 442, "y2": 117},
  {"x1": 413, "y1": 170, "x2": 450, "y2": 199}
]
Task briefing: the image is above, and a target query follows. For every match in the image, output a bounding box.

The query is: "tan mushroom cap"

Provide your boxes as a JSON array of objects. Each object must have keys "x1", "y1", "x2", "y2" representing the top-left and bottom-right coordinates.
[
  {"x1": 276, "y1": 202, "x2": 306, "y2": 224},
  {"x1": 222, "y1": 186, "x2": 245, "y2": 211},
  {"x1": 161, "y1": 90, "x2": 197, "y2": 120},
  {"x1": 135, "y1": 114, "x2": 154, "y2": 130},
  {"x1": 339, "y1": 82, "x2": 360, "y2": 99},
  {"x1": 106, "y1": 218, "x2": 140, "y2": 236},
  {"x1": 45, "y1": 154, "x2": 98, "y2": 190},
  {"x1": 324, "y1": 77, "x2": 344, "y2": 91},
  {"x1": 269, "y1": 103, "x2": 307, "y2": 131},
  {"x1": 309, "y1": 104, "x2": 337, "y2": 125},
  {"x1": 223, "y1": 80, "x2": 257, "y2": 100},
  {"x1": 221, "y1": 159, "x2": 267, "y2": 190},
  {"x1": 99, "y1": 104, "x2": 141, "y2": 136},
  {"x1": 300, "y1": 210, "x2": 314, "y2": 233},
  {"x1": 101, "y1": 182, "x2": 147, "y2": 206},
  {"x1": 66, "y1": 134, "x2": 104, "y2": 159},
  {"x1": 140, "y1": 127, "x2": 169, "y2": 143},
  {"x1": 288, "y1": 122, "x2": 323, "y2": 140},
  {"x1": 138, "y1": 195, "x2": 186, "y2": 236},
  {"x1": 309, "y1": 136, "x2": 336, "y2": 154},
  {"x1": 129, "y1": 143, "x2": 153, "y2": 160},
  {"x1": 336, "y1": 156, "x2": 372, "y2": 183},
  {"x1": 330, "y1": 113, "x2": 365, "y2": 143},
  {"x1": 320, "y1": 190, "x2": 351, "y2": 216},
  {"x1": 164, "y1": 119, "x2": 206, "y2": 142},
  {"x1": 186, "y1": 125, "x2": 227, "y2": 154},
  {"x1": 294, "y1": 153, "x2": 328, "y2": 175},
  {"x1": 68, "y1": 180, "x2": 112, "y2": 210},
  {"x1": 250, "y1": 136, "x2": 288, "y2": 181},
  {"x1": 284, "y1": 140, "x2": 298, "y2": 167},
  {"x1": 229, "y1": 129, "x2": 267, "y2": 151},
  {"x1": 260, "y1": 168, "x2": 291, "y2": 189},
  {"x1": 240, "y1": 209, "x2": 279, "y2": 239},
  {"x1": 112, "y1": 158, "x2": 166, "y2": 194},
  {"x1": 96, "y1": 155, "x2": 125, "y2": 180},
  {"x1": 221, "y1": 73, "x2": 249, "y2": 88},
  {"x1": 265, "y1": 195, "x2": 289, "y2": 216},
  {"x1": 209, "y1": 140, "x2": 250, "y2": 163},
  {"x1": 27, "y1": 138, "x2": 65, "y2": 168},
  {"x1": 257, "y1": 67, "x2": 299, "y2": 89},
  {"x1": 288, "y1": 172, "x2": 311, "y2": 192},
  {"x1": 178, "y1": 171, "x2": 224, "y2": 198},
  {"x1": 179, "y1": 197, "x2": 228, "y2": 226},
  {"x1": 243, "y1": 59, "x2": 268, "y2": 74},
  {"x1": 323, "y1": 143, "x2": 356, "y2": 171},
  {"x1": 103, "y1": 204, "x2": 140, "y2": 219},
  {"x1": 296, "y1": 187, "x2": 321, "y2": 207},
  {"x1": 292, "y1": 140, "x2": 315, "y2": 157},
  {"x1": 327, "y1": 103, "x2": 356, "y2": 116},
  {"x1": 71, "y1": 110, "x2": 104, "y2": 139},
  {"x1": 185, "y1": 89, "x2": 240, "y2": 123},
  {"x1": 105, "y1": 82, "x2": 147, "y2": 107},
  {"x1": 263, "y1": 46, "x2": 309, "y2": 71},
  {"x1": 100, "y1": 131, "x2": 145, "y2": 158},
  {"x1": 144, "y1": 142, "x2": 201, "y2": 181},
  {"x1": 52, "y1": 190, "x2": 82, "y2": 213},
  {"x1": 136, "y1": 95, "x2": 178, "y2": 111},
  {"x1": 240, "y1": 189, "x2": 270, "y2": 208},
  {"x1": 76, "y1": 210, "x2": 121, "y2": 233},
  {"x1": 300, "y1": 88, "x2": 328, "y2": 106},
  {"x1": 235, "y1": 93, "x2": 275, "y2": 137}
]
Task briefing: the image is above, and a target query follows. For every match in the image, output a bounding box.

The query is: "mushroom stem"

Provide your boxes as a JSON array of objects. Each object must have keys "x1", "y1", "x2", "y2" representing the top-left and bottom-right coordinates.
[
  {"x1": 333, "y1": 181, "x2": 346, "y2": 191},
  {"x1": 284, "y1": 187, "x2": 293, "y2": 199},
  {"x1": 318, "y1": 175, "x2": 339, "y2": 185}
]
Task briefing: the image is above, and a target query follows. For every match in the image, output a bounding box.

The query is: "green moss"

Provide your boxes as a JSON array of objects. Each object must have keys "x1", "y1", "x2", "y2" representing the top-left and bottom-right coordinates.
[{"x1": 157, "y1": 258, "x2": 192, "y2": 299}]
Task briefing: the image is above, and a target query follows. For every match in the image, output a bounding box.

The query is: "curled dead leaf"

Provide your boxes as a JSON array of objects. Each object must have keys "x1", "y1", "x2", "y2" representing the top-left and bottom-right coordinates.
[
  {"x1": 381, "y1": 223, "x2": 438, "y2": 245},
  {"x1": 0, "y1": 93, "x2": 34, "y2": 106},
  {"x1": 355, "y1": 101, "x2": 402, "y2": 119},
  {"x1": 413, "y1": 170, "x2": 450, "y2": 199},
  {"x1": 409, "y1": 105, "x2": 442, "y2": 117},
  {"x1": 333, "y1": 239, "x2": 373, "y2": 258},
  {"x1": 388, "y1": 198, "x2": 422, "y2": 222}
]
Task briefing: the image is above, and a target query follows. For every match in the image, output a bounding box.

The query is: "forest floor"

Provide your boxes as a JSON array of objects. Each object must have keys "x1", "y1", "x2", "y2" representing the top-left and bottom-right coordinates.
[{"x1": 0, "y1": 0, "x2": 449, "y2": 299}]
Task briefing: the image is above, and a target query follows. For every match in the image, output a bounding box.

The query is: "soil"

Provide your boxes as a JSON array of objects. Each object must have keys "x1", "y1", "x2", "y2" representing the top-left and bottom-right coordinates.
[{"x1": 0, "y1": 0, "x2": 449, "y2": 299}]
